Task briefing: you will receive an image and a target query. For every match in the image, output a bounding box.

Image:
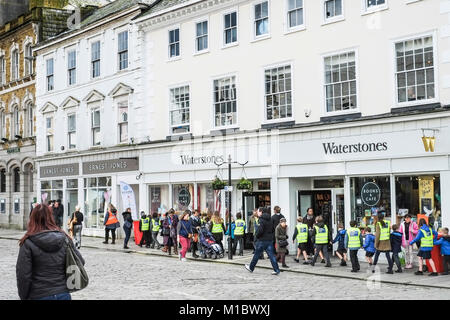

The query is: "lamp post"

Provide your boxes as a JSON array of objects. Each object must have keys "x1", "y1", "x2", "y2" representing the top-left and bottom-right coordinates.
[{"x1": 215, "y1": 154, "x2": 248, "y2": 260}]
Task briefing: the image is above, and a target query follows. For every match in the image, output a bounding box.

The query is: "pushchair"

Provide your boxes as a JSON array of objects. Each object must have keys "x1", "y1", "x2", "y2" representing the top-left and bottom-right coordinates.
[{"x1": 198, "y1": 226, "x2": 224, "y2": 259}]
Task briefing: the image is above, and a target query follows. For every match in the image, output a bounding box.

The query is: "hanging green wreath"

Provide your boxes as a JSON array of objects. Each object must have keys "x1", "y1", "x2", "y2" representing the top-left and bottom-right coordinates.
[
  {"x1": 212, "y1": 176, "x2": 226, "y2": 190},
  {"x1": 237, "y1": 177, "x2": 253, "y2": 191}
]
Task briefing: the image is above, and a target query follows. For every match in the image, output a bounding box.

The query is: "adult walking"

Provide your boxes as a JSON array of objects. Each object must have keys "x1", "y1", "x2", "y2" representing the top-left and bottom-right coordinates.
[
  {"x1": 122, "y1": 208, "x2": 133, "y2": 249},
  {"x1": 177, "y1": 210, "x2": 193, "y2": 261},
  {"x1": 69, "y1": 206, "x2": 83, "y2": 249},
  {"x1": 189, "y1": 210, "x2": 202, "y2": 258},
  {"x1": 248, "y1": 209, "x2": 258, "y2": 252},
  {"x1": 232, "y1": 212, "x2": 246, "y2": 256},
  {"x1": 150, "y1": 212, "x2": 162, "y2": 249},
  {"x1": 245, "y1": 206, "x2": 281, "y2": 275},
  {"x1": 162, "y1": 210, "x2": 178, "y2": 255},
  {"x1": 16, "y1": 204, "x2": 85, "y2": 300},
  {"x1": 304, "y1": 207, "x2": 316, "y2": 257},
  {"x1": 409, "y1": 218, "x2": 438, "y2": 276},
  {"x1": 211, "y1": 211, "x2": 226, "y2": 250},
  {"x1": 103, "y1": 205, "x2": 119, "y2": 244},
  {"x1": 275, "y1": 218, "x2": 289, "y2": 268},
  {"x1": 398, "y1": 214, "x2": 419, "y2": 269},
  {"x1": 271, "y1": 206, "x2": 285, "y2": 259},
  {"x1": 168, "y1": 209, "x2": 179, "y2": 255},
  {"x1": 372, "y1": 212, "x2": 394, "y2": 274},
  {"x1": 52, "y1": 199, "x2": 64, "y2": 228}
]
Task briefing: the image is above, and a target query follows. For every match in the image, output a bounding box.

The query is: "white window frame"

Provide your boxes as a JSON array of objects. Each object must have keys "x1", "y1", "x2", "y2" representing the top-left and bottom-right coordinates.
[
  {"x1": 361, "y1": 0, "x2": 388, "y2": 15},
  {"x1": 117, "y1": 30, "x2": 129, "y2": 71},
  {"x1": 168, "y1": 25, "x2": 181, "y2": 61},
  {"x1": 67, "y1": 113, "x2": 77, "y2": 150},
  {"x1": 168, "y1": 83, "x2": 191, "y2": 135},
  {"x1": 252, "y1": 0, "x2": 271, "y2": 42},
  {"x1": 117, "y1": 98, "x2": 129, "y2": 143},
  {"x1": 45, "y1": 116, "x2": 53, "y2": 152},
  {"x1": 321, "y1": 47, "x2": 360, "y2": 117},
  {"x1": 91, "y1": 40, "x2": 101, "y2": 79},
  {"x1": 91, "y1": 108, "x2": 101, "y2": 146},
  {"x1": 67, "y1": 49, "x2": 77, "y2": 86},
  {"x1": 222, "y1": 8, "x2": 238, "y2": 49},
  {"x1": 194, "y1": 18, "x2": 209, "y2": 55},
  {"x1": 211, "y1": 73, "x2": 239, "y2": 130},
  {"x1": 27, "y1": 101, "x2": 34, "y2": 137},
  {"x1": 285, "y1": 0, "x2": 306, "y2": 34},
  {"x1": 391, "y1": 30, "x2": 438, "y2": 109},
  {"x1": 24, "y1": 42, "x2": 33, "y2": 77},
  {"x1": 46, "y1": 57, "x2": 54, "y2": 92},
  {"x1": 262, "y1": 61, "x2": 295, "y2": 124},
  {"x1": 12, "y1": 106, "x2": 20, "y2": 137},
  {"x1": 322, "y1": 0, "x2": 345, "y2": 25}
]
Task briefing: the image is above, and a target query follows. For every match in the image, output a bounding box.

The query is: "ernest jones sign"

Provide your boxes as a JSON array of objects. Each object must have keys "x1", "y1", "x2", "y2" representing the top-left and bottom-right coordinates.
[
  {"x1": 40, "y1": 163, "x2": 79, "y2": 178},
  {"x1": 83, "y1": 159, "x2": 139, "y2": 175}
]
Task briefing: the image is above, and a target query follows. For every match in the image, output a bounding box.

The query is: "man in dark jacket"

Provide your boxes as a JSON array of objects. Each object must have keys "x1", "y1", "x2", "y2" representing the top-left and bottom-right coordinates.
[
  {"x1": 189, "y1": 210, "x2": 202, "y2": 258},
  {"x1": 16, "y1": 230, "x2": 85, "y2": 300},
  {"x1": 52, "y1": 200, "x2": 64, "y2": 228},
  {"x1": 245, "y1": 207, "x2": 280, "y2": 275}
]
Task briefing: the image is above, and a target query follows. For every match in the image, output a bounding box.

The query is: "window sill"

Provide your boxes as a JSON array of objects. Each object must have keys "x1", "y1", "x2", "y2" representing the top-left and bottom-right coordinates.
[
  {"x1": 210, "y1": 127, "x2": 240, "y2": 136},
  {"x1": 221, "y1": 42, "x2": 239, "y2": 50},
  {"x1": 391, "y1": 102, "x2": 441, "y2": 114},
  {"x1": 361, "y1": 5, "x2": 389, "y2": 16},
  {"x1": 261, "y1": 120, "x2": 295, "y2": 130},
  {"x1": 193, "y1": 49, "x2": 210, "y2": 57},
  {"x1": 167, "y1": 56, "x2": 182, "y2": 63},
  {"x1": 250, "y1": 35, "x2": 271, "y2": 44},
  {"x1": 284, "y1": 25, "x2": 306, "y2": 35},
  {"x1": 321, "y1": 16, "x2": 345, "y2": 26},
  {"x1": 320, "y1": 112, "x2": 362, "y2": 123}
]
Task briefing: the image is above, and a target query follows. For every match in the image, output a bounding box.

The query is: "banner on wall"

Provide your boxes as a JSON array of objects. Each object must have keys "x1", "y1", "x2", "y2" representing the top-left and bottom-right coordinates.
[
  {"x1": 419, "y1": 177, "x2": 434, "y2": 216},
  {"x1": 120, "y1": 182, "x2": 138, "y2": 220}
]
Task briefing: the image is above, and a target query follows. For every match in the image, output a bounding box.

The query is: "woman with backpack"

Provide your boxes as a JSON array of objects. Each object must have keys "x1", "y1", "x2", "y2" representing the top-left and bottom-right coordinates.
[{"x1": 16, "y1": 204, "x2": 85, "y2": 300}]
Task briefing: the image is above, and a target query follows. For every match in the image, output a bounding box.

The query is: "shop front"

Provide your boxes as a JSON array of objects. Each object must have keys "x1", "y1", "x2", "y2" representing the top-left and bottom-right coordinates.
[
  {"x1": 277, "y1": 113, "x2": 450, "y2": 254},
  {"x1": 37, "y1": 156, "x2": 140, "y2": 237}
]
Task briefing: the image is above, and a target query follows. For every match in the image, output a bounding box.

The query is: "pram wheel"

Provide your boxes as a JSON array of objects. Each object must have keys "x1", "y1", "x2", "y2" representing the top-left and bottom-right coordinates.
[
  {"x1": 201, "y1": 253, "x2": 207, "y2": 259},
  {"x1": 219, "y1": 253, "x2": 224, "y2": 258}
]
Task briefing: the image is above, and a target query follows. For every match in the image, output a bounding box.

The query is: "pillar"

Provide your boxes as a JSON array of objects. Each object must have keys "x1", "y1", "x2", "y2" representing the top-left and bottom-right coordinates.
[
  {"x1": 344, "y1": 176, "x2": 351, "y2": 229},
  {"x1": 440, "y1": 171, "x2": 450, "y2": 229}
]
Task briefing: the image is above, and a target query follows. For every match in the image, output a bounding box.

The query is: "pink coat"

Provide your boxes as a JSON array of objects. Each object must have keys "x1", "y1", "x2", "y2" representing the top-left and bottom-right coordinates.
[{"x1": 398, "y1": 221, "x2": 419, "y2": 247}]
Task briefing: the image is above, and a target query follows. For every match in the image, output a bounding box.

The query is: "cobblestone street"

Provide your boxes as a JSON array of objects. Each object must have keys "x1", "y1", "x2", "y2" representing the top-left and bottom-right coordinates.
[{"x1": 2, "y1": 238, "x2": 449, "y2": 300}]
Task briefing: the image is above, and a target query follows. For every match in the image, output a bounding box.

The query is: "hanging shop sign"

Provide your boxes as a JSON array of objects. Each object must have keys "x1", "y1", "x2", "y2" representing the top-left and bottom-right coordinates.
[
  {"x1": 361, "y1": 182, "x2": 381, "y2": 207},
  {"x1": 83, "y1": 158, "x2": 139, "y2": 175},
  {"x1": 40, "y1": 163, "x2": 79, "y2": 178}
]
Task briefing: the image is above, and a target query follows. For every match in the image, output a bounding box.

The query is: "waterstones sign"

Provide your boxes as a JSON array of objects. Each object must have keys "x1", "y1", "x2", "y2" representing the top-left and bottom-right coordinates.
[
  {"x1": 180, "y1": 155, "x2": 224, "y2": 166},
  {"x1": 322, "y1": 142, "x2": 388, "y2": 155}
]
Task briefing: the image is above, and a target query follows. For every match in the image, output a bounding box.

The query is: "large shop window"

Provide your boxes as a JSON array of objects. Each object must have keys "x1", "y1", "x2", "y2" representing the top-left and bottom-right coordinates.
[
  {"x1": 84, "y1": 177, "x2": 111, "y2": 229},
  {"x1": 40, "y1": 180, "x2": 63, "y2": 204},
  {"x1": 396, "y1": 175, "x2": 441, "y2": 229},
  {"x1": 172, "y1": 184, "x2": 194, "y2": 213},
  {"x1": 148, "y1": 185, "x2": 170, "y2": 214},
  {"x1": 350, "y1": 176, "x2": 391, "y2": 229}
]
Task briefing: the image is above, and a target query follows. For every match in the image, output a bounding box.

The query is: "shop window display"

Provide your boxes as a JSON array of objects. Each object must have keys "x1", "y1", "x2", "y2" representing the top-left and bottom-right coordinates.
[
  {"x1": 40, "y1": 180, "x2": 63, "y2": 205},
  {"x1": 350, "y1": 176, "x2": 391, "y2": 229},
  {"x1": 396, "y1": 175, "x2": 441, "y2": 230},
  {"x1": 172, "y1": 184, "x2": 194, "y2": 212},
  {"x1": 84, "y1": 177, "x2": 112, "y2": 228},
  {"x1": 149, "y1": 185, "x2": 170, "y2": 214}
]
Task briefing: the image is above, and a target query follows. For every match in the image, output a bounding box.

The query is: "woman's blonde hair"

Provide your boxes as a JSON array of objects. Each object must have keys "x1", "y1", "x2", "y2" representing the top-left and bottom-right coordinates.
[{"x1": 212, "y1": 211, "x2": 223, "y2": 224}]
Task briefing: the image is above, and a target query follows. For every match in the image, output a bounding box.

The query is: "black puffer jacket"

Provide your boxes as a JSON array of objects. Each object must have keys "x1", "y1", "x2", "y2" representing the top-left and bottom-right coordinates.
[
  {"x1": 16, "y1": 231, "x2": 85, "y2": 300},
  {"x1": 255, "y1": 213, "x2": 274, "y2": 242}
]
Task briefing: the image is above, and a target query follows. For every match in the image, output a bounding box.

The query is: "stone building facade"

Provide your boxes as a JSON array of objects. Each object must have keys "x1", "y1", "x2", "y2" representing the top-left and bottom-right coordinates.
[{"x1": 0, "y1": 0, "x2": 72, "y2": 229}]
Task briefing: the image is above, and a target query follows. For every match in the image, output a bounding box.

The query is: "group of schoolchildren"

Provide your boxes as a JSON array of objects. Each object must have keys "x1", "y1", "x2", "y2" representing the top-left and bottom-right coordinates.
[{"x1": 293, "y1": 212, "x2": 450, "y2": 276}]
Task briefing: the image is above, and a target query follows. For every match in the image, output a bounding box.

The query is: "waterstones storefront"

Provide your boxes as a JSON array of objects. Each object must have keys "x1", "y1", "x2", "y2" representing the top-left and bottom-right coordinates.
[{"x1": 37, "y1": 156, "x2": 140, "y2": 237}]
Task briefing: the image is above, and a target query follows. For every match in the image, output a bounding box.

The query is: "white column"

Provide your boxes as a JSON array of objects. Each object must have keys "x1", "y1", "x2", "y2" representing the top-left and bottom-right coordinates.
[
  {"x1": 344, "y1": 176, "x2": 351, "y2": 229},
  {"x1": 390, "y1": 174, "x2": 396, "y2": 225},
  {"x1": 193, "y1": 182, "x2": 198, "y2": 211},
  {"x1": 440, "y1": 171, "x2": 450, "y2": 229},
  {"x1": 168, "y1": 183, "x2": 173, "y2": 209}
]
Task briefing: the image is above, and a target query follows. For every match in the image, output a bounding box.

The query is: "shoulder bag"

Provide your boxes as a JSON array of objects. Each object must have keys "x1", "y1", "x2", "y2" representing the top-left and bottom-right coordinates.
[{"x1": 65, "y1": 236, "x2": 89, "y2": 293}]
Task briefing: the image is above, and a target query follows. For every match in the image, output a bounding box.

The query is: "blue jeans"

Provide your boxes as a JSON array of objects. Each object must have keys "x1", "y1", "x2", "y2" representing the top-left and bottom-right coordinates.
[
  {"x1": 249, "y1": 240, "x2": 280, "y2": 273},
  {"x1": 36, "y1": 292, "x2": 71, "y2": 300},
  {"x1": 123, "y1": 226, "x2": 132, "y2": 247}
]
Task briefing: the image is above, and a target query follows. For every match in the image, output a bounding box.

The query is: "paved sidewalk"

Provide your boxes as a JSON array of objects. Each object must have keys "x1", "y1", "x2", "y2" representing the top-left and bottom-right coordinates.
[{"x1": 2, "y1": 228, "x2": 449, "y2": 290}]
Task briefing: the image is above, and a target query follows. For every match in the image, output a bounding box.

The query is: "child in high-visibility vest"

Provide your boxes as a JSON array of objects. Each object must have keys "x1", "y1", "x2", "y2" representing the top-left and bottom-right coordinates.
[
  {"x1": 409, "y1": 218, "x2": 438, "y2": 276},
  {"x1": 293, "y1": 217, "x2": 310, "y2": 264},
  {"x1": 345, "y1": 220, "x2": 363, "y2": 273}
]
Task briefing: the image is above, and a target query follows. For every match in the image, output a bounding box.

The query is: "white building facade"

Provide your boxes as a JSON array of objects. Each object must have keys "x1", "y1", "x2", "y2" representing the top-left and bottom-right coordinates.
[
  {"x1": 34, "y1": 0, "x2": 158, "y2": 236},
  {"x1": 131, "y1": 0, "x2": 450, "y2": 252}
]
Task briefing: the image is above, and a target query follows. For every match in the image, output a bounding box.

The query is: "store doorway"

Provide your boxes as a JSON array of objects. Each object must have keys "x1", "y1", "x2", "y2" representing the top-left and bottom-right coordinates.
[{"x1": 242, "y1": 191, "x2": 271, "y2": 249}]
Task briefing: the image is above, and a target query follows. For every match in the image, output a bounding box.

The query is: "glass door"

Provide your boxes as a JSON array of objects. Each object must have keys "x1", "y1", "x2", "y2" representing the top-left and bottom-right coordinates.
[{"x1": 332, "y1": 189, "x2": 345, "y2": 238}]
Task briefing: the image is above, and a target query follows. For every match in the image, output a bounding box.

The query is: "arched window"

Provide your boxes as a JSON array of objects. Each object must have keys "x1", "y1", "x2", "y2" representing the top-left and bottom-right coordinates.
[
  {"x1": 0, "y1": 169, "x2": 5, "y2": 193},
  {"x1": 24, "y1": 43, "x2": 33, "y2": 76},
  {"x1": 0, "y1": 110, "x2": 4, "y2": 139},
  {"x1": 26, "y1": 101, "x2": 34, "y2": 137},
  {"x1": 11, "y1": 49, "x2": 19, "y2": 81},
  {"x1": 13, "y1": 106, "x2": 19, "y2": 138},
  {"x1": 13, "y1": 167, "x2": 20, "y2": 193}
]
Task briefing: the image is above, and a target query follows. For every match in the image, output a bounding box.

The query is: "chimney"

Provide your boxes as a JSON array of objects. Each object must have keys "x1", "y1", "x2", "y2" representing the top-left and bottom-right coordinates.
[{"x1": 0, "y1": 0, "x2": 30, "y2": 26}]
